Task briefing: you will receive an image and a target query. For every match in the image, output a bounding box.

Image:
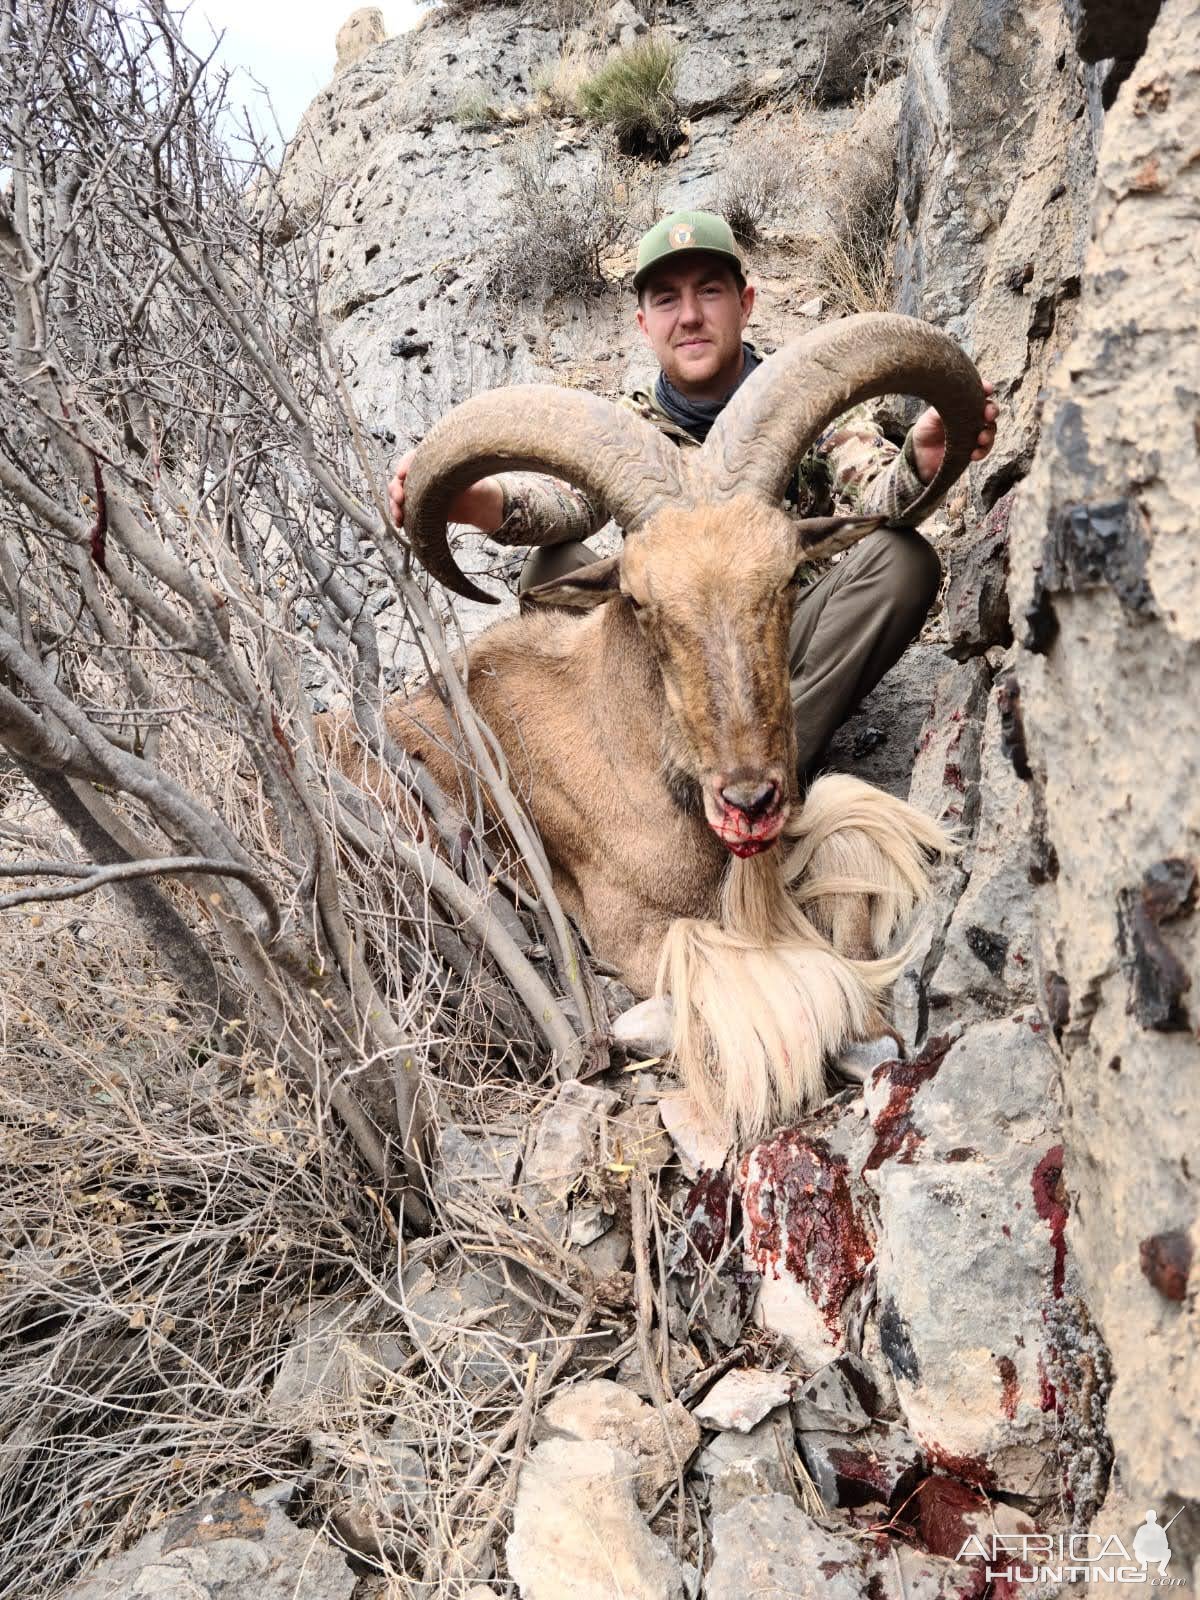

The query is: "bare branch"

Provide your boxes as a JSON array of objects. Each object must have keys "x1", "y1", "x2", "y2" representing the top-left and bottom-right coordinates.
[{"x1": 0, "y1": 853, "x2": 282, "y2": 935}]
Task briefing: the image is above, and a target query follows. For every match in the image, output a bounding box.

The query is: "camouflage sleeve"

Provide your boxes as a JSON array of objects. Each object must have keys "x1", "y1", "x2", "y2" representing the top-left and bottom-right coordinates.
[
  {"x1": 815, "y1": 404, "x2": 932, "y2": 526},
  {"x1": 491, "y1": 472, "x2": 606, "y2": 547}
]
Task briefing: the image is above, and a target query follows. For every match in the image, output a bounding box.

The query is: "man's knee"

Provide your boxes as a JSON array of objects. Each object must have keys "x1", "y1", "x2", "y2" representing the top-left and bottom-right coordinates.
[{"x1": 856, "y1": 527, "x2": 942, "y2": 625}]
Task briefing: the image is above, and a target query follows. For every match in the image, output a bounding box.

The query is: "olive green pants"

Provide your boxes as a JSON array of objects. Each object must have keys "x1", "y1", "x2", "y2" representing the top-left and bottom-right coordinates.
[{"x1": 518, "y1": 527, "x2": 942, "y2": 778}]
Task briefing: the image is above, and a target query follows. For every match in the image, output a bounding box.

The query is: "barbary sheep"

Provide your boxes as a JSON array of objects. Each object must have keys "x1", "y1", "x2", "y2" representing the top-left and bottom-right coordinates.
[{"x1": 359, "y1": 315, "x2": 984, "y2": 1138}]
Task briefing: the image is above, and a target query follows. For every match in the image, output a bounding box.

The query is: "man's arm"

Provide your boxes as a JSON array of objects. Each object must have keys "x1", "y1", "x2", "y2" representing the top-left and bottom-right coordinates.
[
  {"x1": 387, "y1": 454, "x2": 604, "y2": 545},
  {"x1": 815, "y1": 384, "x2": 999, "y2": 524}
]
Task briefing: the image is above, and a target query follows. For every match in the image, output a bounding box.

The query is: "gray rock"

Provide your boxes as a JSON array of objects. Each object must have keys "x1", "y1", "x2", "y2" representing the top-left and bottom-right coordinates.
[
  {"x1": 615, "y1": 1338, "x2": 704, "y2": 1402},
  {"x1": 525, "y1": 1080, "x2": 620, "y2": 1200},
  {"x1": 906, "y1": 657, "x2": 992, "y2": 836},
  {"x1": 536, "y1": 1378, "x2": 699, "y2": 1507},
  {"x1": 864, "y1": 1017, "x2": 1062, "y2": 1493},
  {"x1": 63, "y1": 1490, "x2": 354, "y2": 1600},
  {"x1": 895, "y1": 0, "x2": 1105, "y2": 516},
  {"x1": 792, "y1": 1352, "x2": 880, "y2": 1434},
  {"x1": 830, "y1": 1034, "x2": 902, "y2": 1086},
  {"x1": 434, "y1": 1120, "x2": 520, "y2": 1201},
  {"x1": 868, "y1": 1541, "x2": 995, "y2": 1598},
  {"x1": 738, "y1": 1102, "x2": 878, "y2": 1370},
  {"x1": 893, "y1": 655, "x2": 991, "y2": 1045},
  {"x1": 928, "y1": 673, "x2": 1037, "y2": 1020},
  {"x1": 611, "y1": 994, "x2": 673, "y2": 1057},
  {"x1": 1005, "y1": 0, "x2": 1200, "y2": 1521},
  {"x1": 797, "y1": 295, "x2": 825, "y2": 317},
  {"x1": 266, "y1": 1302, "x2": 403, "y2": 1426},
  {"x1": 797, "y1": 1417, "x2": 923, "y2": 1511},
  {"x1": 822, "y1": 641, "x2": 948, "y2": 799},
  {"x1": 945, "y1": 494, "x2": 1015, "y2": 661},
  {"x1": 706, "y1": 1496, "x2": 869, "y2": 1599},
  {"x1": 656, "y1": 1089, "x2": 731, "y2": 1179},
  {"x1": 576, "y1": 1218, "x2": 632, "y2": 1276},
  {"x1": 506, "y1": 1437, "x2": 686, "y2": 1599},
  {"x1": 523, "y1": 1078, "x2": 621, "y2": 1236},
  {"x1": 693, "y1": 1414, "x2": 797, "y2": 1513},
  {"x1": 673, "y1": 46, "x2": 745, "y2": 119},
  {"x1": 399, "y1": 1260, "x2": 548, "y2": 1393},
  {"x1": 335, "y1": 8, "x2": 386, "y2": 74},
  {"x1": 330, "y1": 1437, "x2": 429, "y2": 1558},
  {"x1": 691, "y1": 1368, "x2": 796, "y2": 1432},
  {"x1": 605, "y1": 0, "x2": 647, "y2": 43}
]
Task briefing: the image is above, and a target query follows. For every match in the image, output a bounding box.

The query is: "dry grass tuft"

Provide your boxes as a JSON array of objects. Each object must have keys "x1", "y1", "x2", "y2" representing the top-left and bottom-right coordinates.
[
  {"x1": 0, "y1": 888, "x2": 633, "y2": 1596},
  {"x1": 0, "y1": 900, "x2": 391, "y2": 1596},
  {"x1": 532, "y1": 32, "x2": 605, "y2": 117},
  {"x1": 452, "y1": 87, "x2": 505, "y2": 128},
  {"x1": 809, "y1": 120, "x2": 897, "y2": 313},
  {"x1": 576, "y1": 33, "x2": 681, "y2": 159}
]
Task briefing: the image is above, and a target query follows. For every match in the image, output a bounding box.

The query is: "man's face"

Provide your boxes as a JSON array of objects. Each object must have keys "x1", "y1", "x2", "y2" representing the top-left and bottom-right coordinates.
[{"x1": 637, "y1": 256, "x2": 755, "y2": 393}]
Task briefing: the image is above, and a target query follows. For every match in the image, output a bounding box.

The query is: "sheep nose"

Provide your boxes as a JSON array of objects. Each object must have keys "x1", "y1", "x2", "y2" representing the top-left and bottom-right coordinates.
[{"x1": 719, "y1": 779, "x2": 780, "y2": 820}]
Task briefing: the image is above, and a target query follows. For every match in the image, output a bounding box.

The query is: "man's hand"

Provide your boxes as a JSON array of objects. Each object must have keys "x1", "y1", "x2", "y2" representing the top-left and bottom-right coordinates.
[
  {"x1": 387, "y1": 449, "x2": 505, "y2": 534},
  {"x1": 910, "y1": 381, "x2": 999, "y2": 485}
]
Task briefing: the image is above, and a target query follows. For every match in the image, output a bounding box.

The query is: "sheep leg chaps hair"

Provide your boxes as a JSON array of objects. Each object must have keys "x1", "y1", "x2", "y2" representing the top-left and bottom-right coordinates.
[{"x1": 656, "y1": 774, "x2": 954, "y2": 1143}]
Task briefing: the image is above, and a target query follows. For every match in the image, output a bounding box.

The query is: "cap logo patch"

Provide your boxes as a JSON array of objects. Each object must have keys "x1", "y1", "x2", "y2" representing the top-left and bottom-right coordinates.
[{"x1": 668, "y1": 223, "x2": 695, "y2": 249}]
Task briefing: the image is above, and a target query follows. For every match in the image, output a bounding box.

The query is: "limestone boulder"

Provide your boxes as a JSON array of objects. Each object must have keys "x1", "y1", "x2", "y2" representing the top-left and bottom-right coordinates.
[
  {"x1": 335, "y1": 8, "x2": 386, "y2": 74},
  {"x1": 863, "y1": 1018, "x2": 1064, "y2": 1493},
  {"x1": 506, "y1": 1437, "x2": 686, "y2": 1600},
  {"x1": 738, "y1": 1098, "x2": 877, "y2": 1370},
  {"x1": 63, "y1": 1489, "x2": 354, "y2": 1600},
  {"x1": 266, "y1": 1301, "x2": 403, "y2": 1428},
  {"x1": 895, "y1": 0, "x2": 1105, "y2": 513},
  {"x1": 536, "y1": 1379, "x2": 699, "y2": 1508},
  {"x1": 1005, "y1": 0, "x2": 1200, "y2": 1531},
  {"x1": 691, "y1": 1368, "x2": 796, "y2": 1433},
  {"x1": 693, "y1": 1414, "x2": 797, "y2": 1513}
]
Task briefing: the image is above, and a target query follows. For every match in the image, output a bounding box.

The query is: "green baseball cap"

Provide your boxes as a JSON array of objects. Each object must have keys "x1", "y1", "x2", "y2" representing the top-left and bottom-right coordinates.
[{"x1": 633, "y1": 209, "x2": 745, "y2": 293}]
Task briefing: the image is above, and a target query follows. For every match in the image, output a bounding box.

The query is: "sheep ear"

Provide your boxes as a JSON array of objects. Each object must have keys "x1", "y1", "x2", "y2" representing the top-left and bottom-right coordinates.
[
  {"x1": 521, "y1": 555, "x2": 622, "y2": 612},
  {"x1": 792, "y1": 513, "x2": 885, "y2": 564}
]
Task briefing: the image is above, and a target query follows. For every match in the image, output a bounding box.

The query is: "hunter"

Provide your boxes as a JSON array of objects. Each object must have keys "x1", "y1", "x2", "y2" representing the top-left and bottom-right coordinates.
[{"x1": 388, "y1": 210, "x2": 998, "y2": 780}]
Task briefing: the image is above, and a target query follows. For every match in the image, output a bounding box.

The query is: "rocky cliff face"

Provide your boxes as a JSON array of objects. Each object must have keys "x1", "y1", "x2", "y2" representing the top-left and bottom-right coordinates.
[
  {"x1": 271, "y1": 0, "x2": 1197, "y2": 1585},
  {"x1": 1009, "y1": 0, "x2": 1199, "y2": 1561}
]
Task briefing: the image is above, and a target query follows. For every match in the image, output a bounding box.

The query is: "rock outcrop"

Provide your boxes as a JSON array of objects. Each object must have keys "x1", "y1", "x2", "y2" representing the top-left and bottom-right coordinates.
[{"x1": 1008, "y1": 0, "x2": 1200, "y2": 1568}]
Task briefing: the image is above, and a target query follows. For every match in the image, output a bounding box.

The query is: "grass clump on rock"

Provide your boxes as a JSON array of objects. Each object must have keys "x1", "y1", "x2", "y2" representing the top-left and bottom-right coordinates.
[{"x1": 577, "y1": 34, "x2": 681, "y2": 159}]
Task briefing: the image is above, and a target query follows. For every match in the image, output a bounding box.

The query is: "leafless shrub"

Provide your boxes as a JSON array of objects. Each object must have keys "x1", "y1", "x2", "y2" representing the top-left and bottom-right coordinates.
[
  {"x1": 716, "y1": 112, "x2": 812, "y2": 247},
  {"x1": 0, "y1": 894, "x2": 621, "y2": 1594},
  {"x1": 485, "y1": 128, "x2": 638, "y2": 302},
  {"x1": 811, "y1": 0, "x2": 907, "y2": 106},
  {"x1": 0, "y1": 4, "x2": 683, "y2": 1592},
  {"x1": 809, "y1": 121, "x2": 898, "y2": 312},
  {"x1": 0, "y1": 919, "x2": 385, "y2": 1594}
]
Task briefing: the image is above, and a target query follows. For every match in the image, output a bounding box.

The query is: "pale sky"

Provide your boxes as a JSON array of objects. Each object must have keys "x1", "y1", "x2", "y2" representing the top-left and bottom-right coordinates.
[{"x1": 186, "y1": 0, "x2": 424, "y2": 149}]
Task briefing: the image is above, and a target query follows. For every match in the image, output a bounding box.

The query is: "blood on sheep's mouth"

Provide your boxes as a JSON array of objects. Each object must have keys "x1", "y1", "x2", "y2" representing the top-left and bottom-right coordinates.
[{"x1": 709, "y1": 803, "x2": 787, "y2": 857}]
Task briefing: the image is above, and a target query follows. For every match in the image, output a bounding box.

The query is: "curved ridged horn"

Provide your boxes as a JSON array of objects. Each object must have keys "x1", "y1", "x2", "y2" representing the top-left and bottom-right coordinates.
[
  {"x1": 403, "y1": 385, "x2": 694, "y2": 604},
  {"x1": 699, "y1": 313, "x2": 986, "y2": 523}
]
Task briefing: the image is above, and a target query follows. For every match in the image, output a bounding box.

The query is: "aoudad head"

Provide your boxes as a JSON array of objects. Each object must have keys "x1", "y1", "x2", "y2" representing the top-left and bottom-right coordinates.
[{"x1": 398, "y1": 313, "x2": 988, "y2": 858}]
